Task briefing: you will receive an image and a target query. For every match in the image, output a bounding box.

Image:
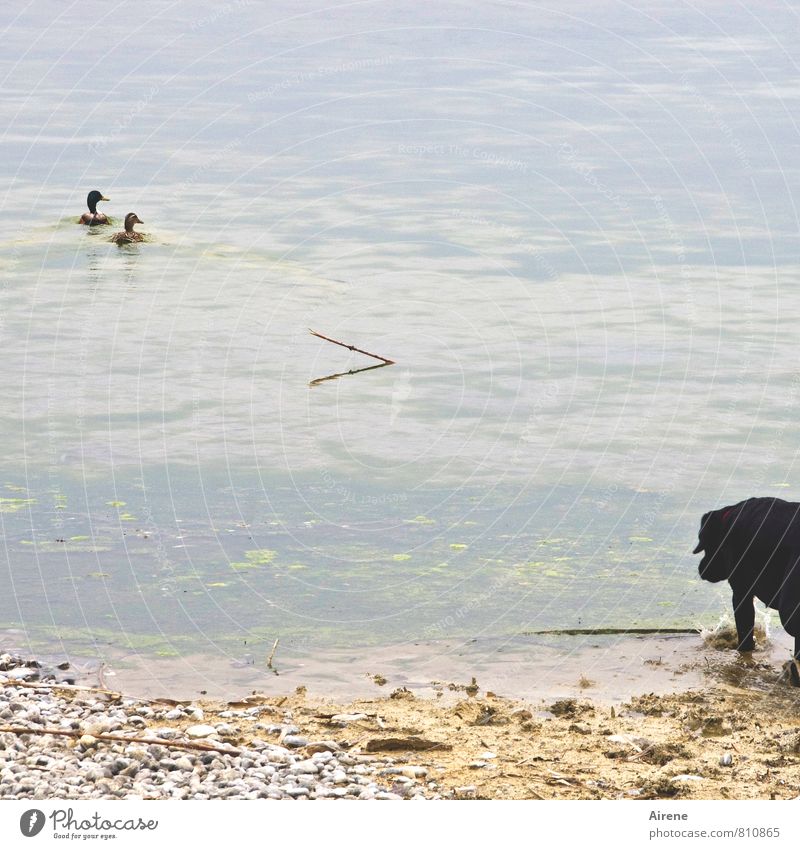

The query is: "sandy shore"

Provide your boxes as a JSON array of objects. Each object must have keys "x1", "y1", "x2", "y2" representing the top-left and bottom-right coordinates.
[
  {"x1": 298, "y1": 662, "x2": 800, "y2": 800},
  {"x1": 2, "y1": 628, "x2": 800, "y2": 799}
]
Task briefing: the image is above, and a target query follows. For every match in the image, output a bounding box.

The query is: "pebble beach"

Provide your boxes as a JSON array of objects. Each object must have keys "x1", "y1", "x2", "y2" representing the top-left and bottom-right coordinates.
[{"x1": 0, "y1": 654, "x2": 430, "y2": 801}]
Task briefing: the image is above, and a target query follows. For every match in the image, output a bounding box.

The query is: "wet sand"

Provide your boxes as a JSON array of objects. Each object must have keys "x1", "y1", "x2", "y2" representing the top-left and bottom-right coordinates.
[{"x1": 43, "y1": 628, "x2": 792, "y2": 705}]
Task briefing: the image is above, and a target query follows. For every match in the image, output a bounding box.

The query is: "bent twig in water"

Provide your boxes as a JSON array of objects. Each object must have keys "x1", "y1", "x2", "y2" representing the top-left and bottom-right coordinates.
[{"x1": 309, "y1": 329, "x2": 395, "y2": 364}]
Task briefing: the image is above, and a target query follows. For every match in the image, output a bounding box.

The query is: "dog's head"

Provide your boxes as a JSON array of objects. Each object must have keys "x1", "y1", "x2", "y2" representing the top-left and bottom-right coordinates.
[{"x1": 694, "y1": 508, "x2": 735, "y2": 582}]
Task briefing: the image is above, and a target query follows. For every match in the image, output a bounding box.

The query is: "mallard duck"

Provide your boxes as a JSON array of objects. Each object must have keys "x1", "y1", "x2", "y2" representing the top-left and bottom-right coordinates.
[
  {"x1": 110, "y1": 213, "x2": 144, "y2": 245},
  {"x1": 79, "y1": 190, "x2": 110, "y2": 225}
]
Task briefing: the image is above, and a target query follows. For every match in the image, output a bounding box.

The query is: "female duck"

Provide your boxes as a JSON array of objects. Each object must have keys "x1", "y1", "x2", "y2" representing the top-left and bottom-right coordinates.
[
  {"x1": 110, "y1": 213, "x2": 145, "y2": 245},
  {"x1": 79, "y1": 190, "x2": 110, "y2": 225}
]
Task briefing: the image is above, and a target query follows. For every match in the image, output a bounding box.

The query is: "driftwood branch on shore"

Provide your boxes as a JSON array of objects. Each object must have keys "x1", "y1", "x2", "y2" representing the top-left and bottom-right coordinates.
[
  {"x1": 0, "y1": 677, "x2": 189, "y2": 706},
  {"x1": 524, "y1": 628, "x2": 700, "y2": 636},
  {"x1": 0, "y1": 724, "x2": 243, "y2": 756},
  {"x1": 309, "y1": 329, "x2": 395, "y2": 364},
  {"x1": 1, "y1": 679, "x2": 122, "y2": 697}
]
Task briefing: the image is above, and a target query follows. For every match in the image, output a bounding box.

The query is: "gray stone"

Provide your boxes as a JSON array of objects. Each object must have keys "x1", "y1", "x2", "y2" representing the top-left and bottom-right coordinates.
[
  {"x1": 6, "y1": 668, "x2": 38, "y2": 681},
  {"x1": 185, "y1": 725, "x2": 218, "y2": 739},
  {"x1": 285, "y1": 786, "x2": 309, "y2": 797}
]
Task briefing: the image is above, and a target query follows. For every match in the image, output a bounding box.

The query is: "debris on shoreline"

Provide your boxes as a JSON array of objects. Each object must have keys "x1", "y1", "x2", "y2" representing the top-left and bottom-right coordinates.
[{"x1": 2, "y1": 650, "x2": 800, "y2": 800}]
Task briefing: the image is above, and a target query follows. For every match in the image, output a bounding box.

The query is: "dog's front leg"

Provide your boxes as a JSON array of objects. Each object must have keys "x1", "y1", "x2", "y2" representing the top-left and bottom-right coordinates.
[{"x1": 731, "y1": 590, "x2": 755, "y2": 652}]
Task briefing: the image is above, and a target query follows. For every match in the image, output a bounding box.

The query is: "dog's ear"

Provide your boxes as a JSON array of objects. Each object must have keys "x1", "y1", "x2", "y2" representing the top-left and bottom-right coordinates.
[{"x1": 693, "y1": 509, "x2": 721, "y2": 554}]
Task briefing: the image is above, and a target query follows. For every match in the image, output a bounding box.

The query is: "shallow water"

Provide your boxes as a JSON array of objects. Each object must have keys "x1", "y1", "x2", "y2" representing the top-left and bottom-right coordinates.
[{"x1": 2, "y1": 2, "x2": 799, "y2": 684}]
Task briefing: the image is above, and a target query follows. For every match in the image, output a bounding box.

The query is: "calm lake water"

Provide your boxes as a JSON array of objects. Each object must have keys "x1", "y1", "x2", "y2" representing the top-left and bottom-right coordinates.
[{"x1": 2, "y1": 2, "x2": 799, "y2": 684}]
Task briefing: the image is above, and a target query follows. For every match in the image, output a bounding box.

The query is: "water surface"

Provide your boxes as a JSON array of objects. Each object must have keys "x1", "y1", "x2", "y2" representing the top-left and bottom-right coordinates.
[{"x1": 2, "y1": 1, "x2": 799, "y2": 687}]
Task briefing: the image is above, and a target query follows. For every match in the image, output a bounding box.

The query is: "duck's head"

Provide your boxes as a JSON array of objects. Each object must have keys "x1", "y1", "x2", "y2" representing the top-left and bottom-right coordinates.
[
  {"x1": 87, "y1": 190, "x2": 109, "y2": 212},
  {"x1": 124, "y1": 212, "x2": 143, "y2": 231}
]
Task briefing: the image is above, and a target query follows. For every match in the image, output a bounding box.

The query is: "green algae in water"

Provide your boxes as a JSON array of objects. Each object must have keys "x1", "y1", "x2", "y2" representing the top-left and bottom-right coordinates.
[
  {"x1": 0, "y1": 498, "x2": 36, "y2": 512},
  {"x1": 38, "y1": 539, "x2": 112, "y2": 554},
  {"x1": 230, "y1": 549, "x2": 278, "y2": 570},
  {"x1": 392, "y1": 553, "x2": 412, "y2": 561},
  {"x1": 449, "y1": 543, "x2": 468, "y2": 551}
]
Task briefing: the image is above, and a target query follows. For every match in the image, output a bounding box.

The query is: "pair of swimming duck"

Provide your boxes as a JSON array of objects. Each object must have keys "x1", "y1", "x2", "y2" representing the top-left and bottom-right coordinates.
[{"x1": 80, "y1": 190, "x2": 145, "y2": 244}]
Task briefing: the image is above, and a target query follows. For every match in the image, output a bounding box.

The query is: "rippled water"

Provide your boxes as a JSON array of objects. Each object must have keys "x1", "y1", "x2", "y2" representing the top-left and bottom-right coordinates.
[{"x1": 2, "y1": 2, "x2": 799, "y2": 677}]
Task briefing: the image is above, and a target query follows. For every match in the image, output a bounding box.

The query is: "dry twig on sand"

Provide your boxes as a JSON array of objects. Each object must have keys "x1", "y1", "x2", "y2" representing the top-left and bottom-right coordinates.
[{"x1": 0, "y1": 725, "x2": 242, "y2": 756}]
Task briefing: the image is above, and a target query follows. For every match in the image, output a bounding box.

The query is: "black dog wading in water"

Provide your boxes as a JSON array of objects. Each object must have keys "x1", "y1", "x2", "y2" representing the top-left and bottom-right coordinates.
[{"x1": 694, "y1": 497, "x2": 800, "y2": 687}]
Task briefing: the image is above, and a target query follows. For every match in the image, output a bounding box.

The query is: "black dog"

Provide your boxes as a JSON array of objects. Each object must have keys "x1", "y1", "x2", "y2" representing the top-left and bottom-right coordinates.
[{"x1": 694, "y1": 497, "x2": 800, "y2": 686}]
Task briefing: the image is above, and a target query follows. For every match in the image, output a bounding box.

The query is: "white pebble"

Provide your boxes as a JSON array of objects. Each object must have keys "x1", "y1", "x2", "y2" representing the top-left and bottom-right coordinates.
[{"x1": 185, "y1": 725, "x2": 218, "y2": 739}]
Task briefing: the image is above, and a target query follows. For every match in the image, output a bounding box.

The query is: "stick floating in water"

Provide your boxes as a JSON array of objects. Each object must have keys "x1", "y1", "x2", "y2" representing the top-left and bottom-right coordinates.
[{"x1": 309, "y1": 329, "x2": 395, "y2": 364}]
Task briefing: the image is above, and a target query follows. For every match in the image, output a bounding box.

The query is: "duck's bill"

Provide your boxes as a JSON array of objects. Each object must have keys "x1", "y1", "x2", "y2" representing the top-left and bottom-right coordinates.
[{"x1": 101, "y1": 196, "x2": 110, "y2": 201}]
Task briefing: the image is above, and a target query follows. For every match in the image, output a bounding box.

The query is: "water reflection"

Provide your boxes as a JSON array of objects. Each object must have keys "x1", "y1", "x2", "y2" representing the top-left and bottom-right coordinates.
[{"x1": 309, "y1": 361, "x2": 393, "y2": 387}]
